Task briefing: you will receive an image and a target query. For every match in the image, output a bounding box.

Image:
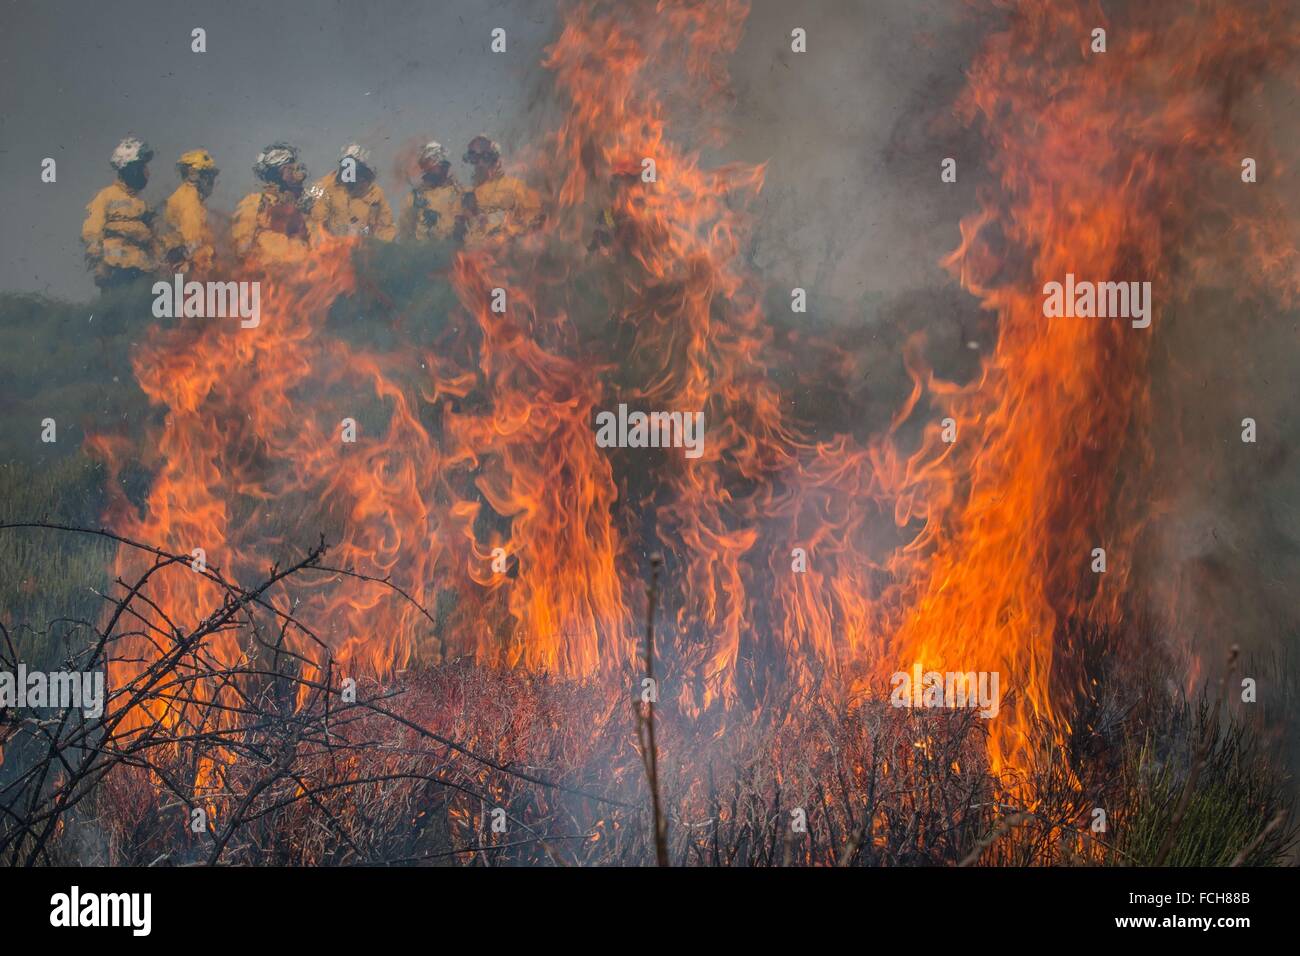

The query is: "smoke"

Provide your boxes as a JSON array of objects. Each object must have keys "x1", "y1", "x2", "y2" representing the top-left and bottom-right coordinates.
[
  {"x1": 1138, "y1": 28, "x2": 1300, "y2": 696},
  {"x1": 715, "y1": 1, "x2": 997, "y2": 463},
  {"x1": 731, "y1": 0, "x2": 987, "y2": 320}
]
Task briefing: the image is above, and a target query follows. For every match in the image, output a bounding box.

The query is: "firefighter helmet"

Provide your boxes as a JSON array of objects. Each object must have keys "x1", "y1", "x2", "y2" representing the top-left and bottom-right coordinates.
[
  {"x1": 178, "y1": 149, "x2": 218, "y2": 173},
  {"x1": 254, "y1": 142, "x2": 300, "y2": 180},
  {"x1": 340, "y1": 142, "x2": 372, "y2": 168},
  {"x1": 419, "y1": 141, "x2": 449, "y2": 165},
  {"x1": 110, "y1": 136, "x2": 154, "y2": 170}
]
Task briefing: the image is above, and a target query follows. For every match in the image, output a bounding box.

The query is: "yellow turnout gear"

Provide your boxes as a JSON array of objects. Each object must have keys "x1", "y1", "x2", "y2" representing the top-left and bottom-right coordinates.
[
  {"x1": 81, "y1": 180, "x2": 155, "y2": 282},
  {"x1": 308, "y1": 174, "x2": 396, "y2": 241},
  {"x1": 160, "y1": 181, "x2": 215, "y2": 274},
  {"x1": 231, "y1": 183, "x2": 313, "y2": 264},
  {"x1": 399, "y1": 181, "x2": 463, "y2": 241},
  {"x1": 464, "y1": 174, "x2": 541, "y2": 245}
]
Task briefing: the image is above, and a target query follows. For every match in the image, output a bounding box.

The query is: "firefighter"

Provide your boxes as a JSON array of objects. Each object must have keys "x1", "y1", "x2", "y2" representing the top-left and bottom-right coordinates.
[
  {"x1": 231, "y1": 142, "x2": 313, "y2": 262},
  {"x1": 398, "y1": 141, "x2": 465, "y2": 242},
  {"x1": 308, "y1": 143, "x2": 396, "y2": 241},
  {"x1": 159, "y1": 149, "x2": 219, "y2": 275},
  {"x1": 461, "y1": 135, "x2": 542, "y2": 246},
  {"x1": 81, "y1": 136, "x2": 156, "y2": 289}
]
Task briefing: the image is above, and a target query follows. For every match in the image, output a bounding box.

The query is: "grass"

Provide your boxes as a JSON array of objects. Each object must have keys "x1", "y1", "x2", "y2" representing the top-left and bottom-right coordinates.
[
  {"x1": 0, "y1": 456, "x2": 112, "y2": 669},
  {"x1": 0, "y1": 281, "x2": 151, "y2": 669},
  {"x1": 1115, "y1": 699, "x2": 1297, "y2": 866},
  {"x1": 0, "y1": 287, "x2": 150, "y2": 463},
  {"x1": 0, "y1": 267, "x2": 1295, "y2": 866}
]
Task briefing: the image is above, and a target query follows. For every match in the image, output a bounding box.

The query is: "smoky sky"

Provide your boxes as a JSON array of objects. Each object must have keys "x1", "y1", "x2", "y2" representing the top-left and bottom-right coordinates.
[{"x1": 0, "y1": 0, "x2": 971, "y2": 304}]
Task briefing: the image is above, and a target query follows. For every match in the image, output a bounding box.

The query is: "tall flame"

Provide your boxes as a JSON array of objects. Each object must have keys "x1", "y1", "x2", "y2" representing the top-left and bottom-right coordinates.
[{"x1": 89, "y1": 0, "x2": 1300, "y2": 801}]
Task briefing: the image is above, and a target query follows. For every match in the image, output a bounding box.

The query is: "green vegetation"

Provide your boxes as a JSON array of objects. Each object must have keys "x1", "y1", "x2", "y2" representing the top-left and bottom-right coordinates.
[
  {"x1": 1114, "y1": 693, "x2": 1298, "y2": 866},
  {"x1": 0, "y1": 457, "x2": 111, "y2": 669}
]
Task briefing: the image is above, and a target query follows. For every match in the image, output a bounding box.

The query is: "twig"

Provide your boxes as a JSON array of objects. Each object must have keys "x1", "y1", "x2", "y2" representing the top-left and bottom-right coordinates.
[
  {"x1": 634, "y1": 553, "x2": 669, "y2": 866},
  {"x1": 1229, "y1": 810, "x2": 1285, "y2": 868}
]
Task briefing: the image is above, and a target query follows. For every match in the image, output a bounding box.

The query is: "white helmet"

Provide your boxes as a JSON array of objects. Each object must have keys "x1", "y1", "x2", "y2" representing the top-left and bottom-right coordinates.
[
  {"x1": 110, "y1": 136, "x2": 153, "y2": 170},
  {"x1": 253, "y1": 142, "x2": 300, "y2": 180},
  {"x1": 419, "y1": 141, "x2": 449, "y2": 165},
  {"x1": 340, "y1": 142, "x2": 372, "y2": 168}
]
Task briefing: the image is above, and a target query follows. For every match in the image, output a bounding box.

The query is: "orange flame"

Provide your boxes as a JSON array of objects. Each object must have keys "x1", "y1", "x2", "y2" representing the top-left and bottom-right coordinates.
[{"x1": 89, "y1": 0, "x2": 1300, "y2": 804}]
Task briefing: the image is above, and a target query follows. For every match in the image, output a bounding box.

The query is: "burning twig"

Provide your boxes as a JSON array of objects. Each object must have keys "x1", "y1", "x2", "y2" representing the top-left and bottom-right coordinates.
[
  {"x1": 0, "y1": 521, "x2": 634, "y2": 866},
  {"x1": 634, "y1": 553, "x2": 669, "y2": 866},
  {"x1": 958, "y1": 812, "x2": 1030, "y2": 868}
]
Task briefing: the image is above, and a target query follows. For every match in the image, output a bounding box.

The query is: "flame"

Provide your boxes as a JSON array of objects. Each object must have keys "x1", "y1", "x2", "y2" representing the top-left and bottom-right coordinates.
[
  {"x1": 91, "y1": 236, "x2": 450, "y2": 733},
  {"x1": 872, "y1": 0, "x2": 1300, "y2": 783},
  {"x1": 88, "y1": 0, "x2": 1300, "y2": 809}
]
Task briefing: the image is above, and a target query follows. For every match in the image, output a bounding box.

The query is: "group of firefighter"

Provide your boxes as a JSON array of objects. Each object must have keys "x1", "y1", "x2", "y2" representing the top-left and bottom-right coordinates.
[{"x1": 81, "y1": 134, "x2": 544, "y2": 290}]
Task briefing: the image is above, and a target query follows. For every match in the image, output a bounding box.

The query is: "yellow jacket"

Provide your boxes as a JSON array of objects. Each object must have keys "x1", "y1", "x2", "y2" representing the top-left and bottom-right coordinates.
[
  {"x1": 464, "y1": 174, "x2": 542, "y2": 245},
  {"x1": 398, "y1": 181, "x2": 463, "y2": 241},
  {"x1": 160, "y1": 181, "x2": 215, "y2": 274},
  {"x1": 81, "y1": 181, "x2": 155, "y2": 274},
  {"x1": 308, "y1": 174, "x2": 396, "y2": 241},
  {"x1": 231, "y1": 184, "x2": 312, "y2": 263}
]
